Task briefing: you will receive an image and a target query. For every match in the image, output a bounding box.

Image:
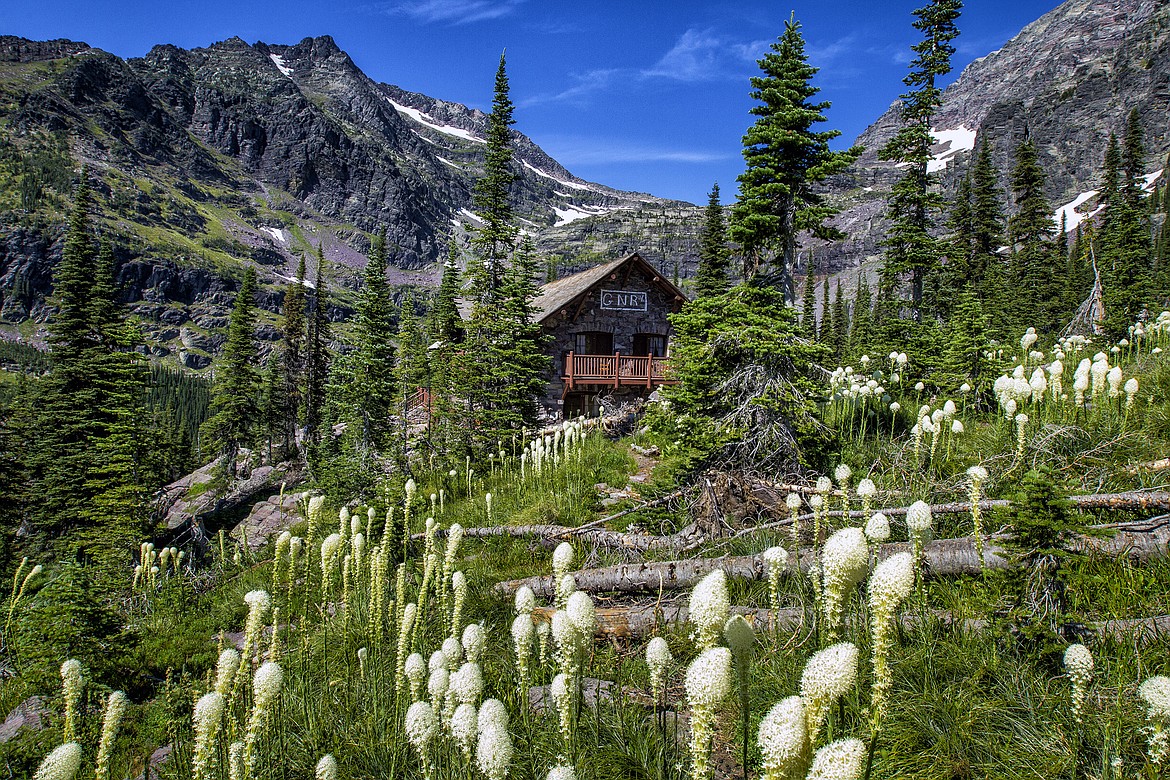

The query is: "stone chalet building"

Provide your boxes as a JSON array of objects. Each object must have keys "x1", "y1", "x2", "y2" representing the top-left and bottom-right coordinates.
[{"x1": 532, "y1": 252, "x2": 688, "y2": 418}]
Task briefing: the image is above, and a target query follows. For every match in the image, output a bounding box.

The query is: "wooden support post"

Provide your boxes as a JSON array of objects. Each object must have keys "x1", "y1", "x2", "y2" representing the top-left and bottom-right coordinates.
[
  {"x1": 566, "y1": 351, "x2": 575, "y2": 391},
  {"x1": 614, "y1": 352, "x2": 621, "y2": 388},
  {"x1": 646, "y1": 354, "x2": 653, "y2": 388}
]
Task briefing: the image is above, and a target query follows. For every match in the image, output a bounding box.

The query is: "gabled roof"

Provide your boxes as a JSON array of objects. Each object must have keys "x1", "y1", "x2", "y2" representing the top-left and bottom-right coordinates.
[{"x1": 534, "y1": 252, "x2": 688, "y2": 323}]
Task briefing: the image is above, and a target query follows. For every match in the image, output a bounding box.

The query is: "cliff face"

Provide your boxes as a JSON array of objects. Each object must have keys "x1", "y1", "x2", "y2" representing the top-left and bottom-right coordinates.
[
  {"x1": 813, "y1": 0, "x2": 1170, "y2": 282},
  {"x1": 0, "y1": 34, "x2": 682, "y2": 361}
]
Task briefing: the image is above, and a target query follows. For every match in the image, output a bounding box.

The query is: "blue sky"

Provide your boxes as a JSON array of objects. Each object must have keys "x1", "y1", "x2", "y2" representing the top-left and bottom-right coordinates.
[{"x1": 6, "y1": 0, "x2": 1061, "y2": 205}]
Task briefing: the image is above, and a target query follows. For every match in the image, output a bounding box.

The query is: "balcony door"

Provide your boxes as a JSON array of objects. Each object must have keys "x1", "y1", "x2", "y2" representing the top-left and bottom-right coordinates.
[
  {"x1": 574, "y1": 331, "x2": 613, "y2": 355},
  {"x1": 633, "y1": 333, "x2": 667, "y2": 357}
]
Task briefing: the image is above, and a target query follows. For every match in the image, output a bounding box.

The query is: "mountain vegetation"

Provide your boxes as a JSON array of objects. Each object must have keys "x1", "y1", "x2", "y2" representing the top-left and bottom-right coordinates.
[{"x1": 0, "y1": 2, "x2": 1169, "y2": 780}]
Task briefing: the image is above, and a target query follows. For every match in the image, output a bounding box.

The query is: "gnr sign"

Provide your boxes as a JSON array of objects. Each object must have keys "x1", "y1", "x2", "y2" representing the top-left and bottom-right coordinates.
[{"x1": 599, "y1": 290, "x2": 648, "y2": 311}]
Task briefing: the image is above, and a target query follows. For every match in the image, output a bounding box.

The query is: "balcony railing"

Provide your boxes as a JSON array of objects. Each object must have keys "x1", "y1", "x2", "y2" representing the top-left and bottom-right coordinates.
[{"x1": 562, "y1": 352, "x2": 675, "y2": 392}]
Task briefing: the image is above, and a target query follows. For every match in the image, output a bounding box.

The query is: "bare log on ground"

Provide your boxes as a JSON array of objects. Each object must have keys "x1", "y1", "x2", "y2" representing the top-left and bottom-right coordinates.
[
  {"x1": 495, "y1": 517, "x2": 1170, "y2": 598},
  {"x1": 534, "y1": 603, "x2": 1170, "y2": 644}
]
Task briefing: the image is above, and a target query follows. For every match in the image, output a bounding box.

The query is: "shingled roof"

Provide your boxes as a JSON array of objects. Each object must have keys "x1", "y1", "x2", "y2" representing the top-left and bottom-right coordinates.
[{"x1": 533, "y1": 252, "x2": 687, "y2": 323}]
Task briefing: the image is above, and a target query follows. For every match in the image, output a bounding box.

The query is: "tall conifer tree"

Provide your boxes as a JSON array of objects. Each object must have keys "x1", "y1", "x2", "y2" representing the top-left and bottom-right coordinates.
[
  {"x1": 201, "y1": 268, "x2": 259, "y2": 477},
  {"x1": 728, "y1": 16, "x2": 861, "y2": 297},
  {"x1": 695, "y1": 183, "x2": 730, "y2": 298}
]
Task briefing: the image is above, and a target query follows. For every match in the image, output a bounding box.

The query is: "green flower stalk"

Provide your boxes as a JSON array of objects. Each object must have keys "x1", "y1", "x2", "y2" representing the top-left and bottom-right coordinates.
[
  {"x1": 243, "y1": 661, "x2": 283, "y2": 777},
  {"x1": 856, "y1": 479, "x2": 876, "y2": 520},
  {"x1": 786, "y1": 493, "x2": 803, "y2": 550},
  {"x1": 94, "y1": 691, "x2": 128, "y2": 780},
  {"x1": 272, "y1": 531, "x2": 291, "y2": 592},
  {"x1": 7, "y1": 558, "x2": 41, "y2": 636},
  {"x1": 551, "y1": 672, "x2": 574, "y2": 753},
  {"x1": 32, "y1": 743, "x2": 82, "y2": 780},
  {"x1": 191, "y1": 692, "x2": 225, "y2": 780},
  {"x1": 214, "y1": 648, "x2": 241, "y2": 699},
  {"x1": 758, "y1": 697, "x2": 809, "y2": 780},
  {"x1": 60, "y1": 659, "x2": 83, "y2": 743},
  {"x1": 306, "y1": 494, "x2": 325, "y2": 542},
  {"x1": 240, "y1": 590, "x2": 272, "y2": 673},
  {"x1": 537, "y1": 621, "x2": 551, "y2": 668},
  {"x1": 646, "y1": 636, "x2": 672, "y2": 706},
  {"x1": 799, "y1": 643, "x2": 859, "y2": 744},
  {"x1": 867, "y1": 553, "x2": 914, "y2": 735},
  {"x1": 228, "y1": 742, "x2": 245, "y2": 780},
  {"x1": 686, "y1": 647, "x2": 733, "y2": 780},
  {"x1": 451, "y1": 571, "x2": 468, "y2": 637},
  {"x1": 966, "y1": 466, "x2": 989, "y2": 570},
  {"x1": 1064, "y1": 644, "x2": 1093, "y2": 724},
  {"x1": 512, "y1": 614, "x2": 534, "y2": 692},
  {"x1": 905, "y1": 501, "x2": 933, "y2": 580},
  {"x1": 396, "y1": 603, "x2": 418, "y2": 698},
  {"x1": 724, "y1": 615, "x2": 756, "y2": 778},
  {"x1": 763, "y1": 547, "x2": 788, "y2": 619},
  {"x1": 552, "y1": 543, "x2": 574, "y2": 609},
  {"x1": 834, "y1": 464, "x2": 851, "y2": 515},
  {"x1": 406, "y1": 652, "x2": 426, "y2": 702}
]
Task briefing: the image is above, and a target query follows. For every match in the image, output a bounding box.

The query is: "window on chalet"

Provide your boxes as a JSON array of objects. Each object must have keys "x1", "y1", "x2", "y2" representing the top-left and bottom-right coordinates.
[
  {"x1": 574, "y1": 331, "x2": 613, "y2": 355},
  {"x1": 633, "y1": 333, "x2": 667, "y2": 357}
]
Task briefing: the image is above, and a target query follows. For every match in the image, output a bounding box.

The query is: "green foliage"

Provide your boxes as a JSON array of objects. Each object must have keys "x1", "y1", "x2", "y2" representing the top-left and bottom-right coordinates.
[
  {"x1": 694, "y1": 183, "x2": 730, "y2": 298},
  {"x1": 728, "y1": 16, "x2": 861, "y2": 295},
  {"x1": 200, "y1": 267, "x2": 259, "y2": 476},
  {"x1": 666, "y1": 283, "x2": 829, "y2": 471},
  {"x1": 1008, "y1": 136, "x2": 1059, "y2": 334}
]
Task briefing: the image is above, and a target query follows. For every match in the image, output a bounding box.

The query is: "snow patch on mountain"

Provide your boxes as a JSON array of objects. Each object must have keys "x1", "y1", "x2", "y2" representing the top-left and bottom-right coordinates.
[
  {"x1": 269, "y1": 54, "x2": 293, "y2": 78},
  {"x1": 1053, "y1": 190, "x2": 1101, "y2": 232},
  {"x1": 522, "y1": 161, "x2": 591, "y2": 191},
  {"x1": 551, "y1": 203, "x2": 625, "y2": 227},
  {"x1": 927, "y1": 126, "x2": 977, "y2": 173},
  {"x1": 1142, "y1": 169, "x2": 1164, "y2": 192},
  {"x1": 386, "y1": 98, "x2": 484, "y2": 144},
  {"x1": 260, "y1": 226, "x2": 288, "y2": 244}
]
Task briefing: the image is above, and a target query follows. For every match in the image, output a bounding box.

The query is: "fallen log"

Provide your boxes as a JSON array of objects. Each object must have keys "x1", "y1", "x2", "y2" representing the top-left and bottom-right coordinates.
[
  {"x1": 531, "y1": 603, "x2": 1170, "y2": 644},
  {"x1": 494, "y1": 516, "x2": 1170, "y2": 598},
  {"x1": 729, "y1": 490, "x2": 1170, "y2": 543}
]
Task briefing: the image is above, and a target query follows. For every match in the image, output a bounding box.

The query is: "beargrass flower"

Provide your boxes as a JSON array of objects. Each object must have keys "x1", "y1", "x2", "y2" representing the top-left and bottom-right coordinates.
[
  {"x1": 967, "y1": 466, "x2": 989, "y2": 568},
  {"x1": 800, "y1": 643, "x2": 859, "y2": 743},
  {"x1": 450, "y1": 702, "x2": 478, "y2": 760},
  {"x1": 442, "y1": 637, "x2": 463, "y2": 668},
  {"x1": 1064, "y1": 644, "x2": 1093, "y2": 724},
  {"x1": 763, "y1": 546, "x2": 788, "y2": 615},
  {"x1": 451, "y1": 661, "x2": 484, "y2": 706},
  {"x1": 60, "y1": 659, "x2": 83, "y2": 743},
  {"x1": 405, "y1": 701, "x2": 437, "y2": 778},
  {"x1": 806, "y1": 738, "x2": 865, "y2": 780},
  {"x1": 315, "y1": 755, "x2": 338, "y2": 780},
  {"x1": 820, "y1": 528, "x2": 869, "y2": 640},
  {"x1": 547, "y1": 767, "x2": 577, "y2": 780},
  {"x1": 244, "y1": 662, "x2": 283, "y2": 776},
  {"x1": 551, "y1": 672, "x2": 574, "y2": 747},
  {"x1": 406, "y1": 653, "x2": 426, "y2": 701},
  {"x1": 556, "y1": 574, "x2": 577, "y2": 608},
  {"x1": 1138, "y1": 676, "x2": 1170, "y2": 764},
  {"x1": 906, "y1": 501, "x2": 933, "y2": 575},
  {"x1": 1124, "y1": 377, "x2": 1139, "y2": 410},
  {"x1": 686, "y1": 647, "x2": 733, "y2": 780},
  {"x1": 552, "y1": 542, "x2": 574, "y2": 582},
  {"x1": 512, "y1": 614, "x2": 534, "y2": 689},
  {"x1": 515, "y1": 585, "x2": 536, "y2": 615},
  {"x1": 646, "y1": 637, "x2": 672, "y2": 698},
  {"x1": 868, "y1": 552, "x2": 915, "y2": 728},
  {"x1": 566, "y1": 591, "x2": 596, "y2": 639},
  {"x1": 786, "y1": 493, "x2": 803, "y2": 545},
  {"x1": 192, "y1": 692, "x2": 225, "y2": 780},
  {"x1": 758, "y1": 696, "x2": 809, "y2": 780},
  {"x1": 396, "y1": 603, "x2": 418, "y2": 696},
  {"x1": 689, "y1": 569, "x2": 730, "y2": 651},
  {"x1": 32, "y1": 743, "x2": 82, "y2": 780},
  {"x1": 451, "y1": 571, "x2": 469, "y2": 636},
  {"x1": 475, "y1": 720, "x2": 513, "y2": 780},
  {"x1": 865, "y1": 513, "x2": 890, "y2": 544},
  {"x1": 463, "y1": 622, "x2": 486, "y2": 664},
  {"x1": 94, "y1": 690, "x2": 128, "y2": 780}
]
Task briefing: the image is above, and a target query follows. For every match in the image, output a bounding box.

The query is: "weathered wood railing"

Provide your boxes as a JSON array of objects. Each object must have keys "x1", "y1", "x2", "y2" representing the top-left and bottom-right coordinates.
[{"x1": 563, "y1": 352, "x2": 674, "y2": 391}]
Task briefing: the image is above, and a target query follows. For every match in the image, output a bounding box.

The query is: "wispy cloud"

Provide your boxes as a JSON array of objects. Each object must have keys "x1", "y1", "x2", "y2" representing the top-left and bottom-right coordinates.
[
  {"x1": 544, "y1": 137, "x2": 733, "y2": 166},
  {"x1": 520, "y1": 68, "x2": 623, "y2": 108},
  {"x1": 380, "y1": 0, "x2": 524, "y2": 25},
  {"x1": 642, "y1": 28, "x2": 727, "y2": 81}
]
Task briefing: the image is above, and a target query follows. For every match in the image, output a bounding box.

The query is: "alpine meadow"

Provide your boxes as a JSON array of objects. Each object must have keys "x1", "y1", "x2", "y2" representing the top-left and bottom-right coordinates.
[{"x1": 3, "y1": 1, "x2": 1170, "y2": 780}]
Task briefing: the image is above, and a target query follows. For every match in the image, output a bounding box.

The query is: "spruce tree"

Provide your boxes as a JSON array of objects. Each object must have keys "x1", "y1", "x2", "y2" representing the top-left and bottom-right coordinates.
[
  {"x1": 279, "y1": 255, "x2": 307, "y2": 455},
  {"x1": 820, "y1": 275, "x2": 832, "y2": 343},
  {"x1": 468, "y1": 52, "x2": 518, "y2": 301},
  {"x1": 879, "y1": 0, "x2": 962, "y2": 320},
  {"x1": 694, "y1": 183, "x2": 731, "y2": 298},
  {"x1": 850, "y1": 275, "x2": 873, "y2": 359},
  {"x1": 1008, "y1": 135, "x2": 1057, "y2": 333},
  {"x1": 728, "y1": 16, "x2": 861, "y2": 296},
  {"x1": 1100, "y1": 122, "x2": 1153, "y2": 336},
  {"x1": 800, "y1": 258, "x2": 817, "y2": 337},
  {"x1": 427, "y1": 247, "x2": 463, "y2": 347},
  {"x1": 940, "y1": 285, "x2": 988, "y2": 391},
  {"x1": 396, "y1": 293, "x2": 428, "y2": 416},
  {"x1": 352, "y1": 232, "x2": 398, "y2": 452},
  {"x1": 304, "y1": 245, "x2": 331, "y2": 445},
  {"x1": 201, "y1": 268, "x2": 260, "y2": 477}
]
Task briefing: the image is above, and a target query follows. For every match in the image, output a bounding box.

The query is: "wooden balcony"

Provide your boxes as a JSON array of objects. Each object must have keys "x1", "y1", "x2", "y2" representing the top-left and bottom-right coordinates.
[{"x1": 562, "y1": 352, "x2": 675, "y2": 393}]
